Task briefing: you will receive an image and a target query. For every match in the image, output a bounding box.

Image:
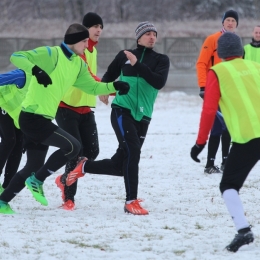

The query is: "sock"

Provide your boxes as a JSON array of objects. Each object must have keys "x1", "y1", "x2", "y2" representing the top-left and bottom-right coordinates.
[
  {"x1": 126, "y1": 200, "x2": 135, "y2": 204},
  {"x1": 222, "y1": 156, "x2": 228, "y2": 166},
  {"x1": 222, "y1": 189, "x2": 249, "y2": 231},
  {"x1": 206, "y1": 135, "x2": 220, "y2": 167},
  {"x1": 206, "y1": 158, "x2": 215, "y2": 168},
  {"x1": 82, "y1": 161, "x2": 86, "y2": 174},
  {"x1": 0, "y1": 173, "x2": 26, "y2": 203}
]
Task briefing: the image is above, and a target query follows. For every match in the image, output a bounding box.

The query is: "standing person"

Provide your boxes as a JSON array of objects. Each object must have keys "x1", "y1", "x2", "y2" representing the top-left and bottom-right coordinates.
[
  {"x1": 196, "y1": 10, "x2": 239, "y2": 174},
  {"x1": 244, "y1": 25, "x2": 260, "y2": 62},
  {"x1": 55, "y1": 12, "x2": 104, "y2": 211},
  {"x1": 0, "y1": 111, "x2": 23, "y2": 194},
  {"x1": 0, "y1": 23, "x2": 129, "y2": 214},
  {"x1": 190, "y1": 32, "x2": 255, "y2": 252},
  {"x1": 0, "y1": 70, "x2": 28, "y2": 194},
  {"x1": 65, "y1": 21, "x2": 170, "y2": 215}
]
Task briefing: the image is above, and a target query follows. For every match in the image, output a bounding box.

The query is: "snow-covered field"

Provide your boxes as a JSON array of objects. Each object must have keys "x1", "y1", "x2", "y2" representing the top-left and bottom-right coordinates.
[{"x1": 0, "y1": 91, "x2": 260, "y2": 260}]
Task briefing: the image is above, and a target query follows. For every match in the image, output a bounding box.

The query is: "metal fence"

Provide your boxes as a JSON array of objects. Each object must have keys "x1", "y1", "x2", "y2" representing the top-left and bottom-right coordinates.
[{"x1": 0, "y1": 37, "x2": 252, "y2": 92}]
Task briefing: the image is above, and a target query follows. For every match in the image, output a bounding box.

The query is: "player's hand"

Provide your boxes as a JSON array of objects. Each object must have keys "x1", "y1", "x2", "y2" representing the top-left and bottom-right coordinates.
[
  {"x1": 99, "y1": 95, "x2": 109, "y2": 105},
  {"x1": 190, "y1": 143, "x2": 206, "y2": 163},
  {"x1": 199, "y1": 87, "x2": 205, "y2": 99}
]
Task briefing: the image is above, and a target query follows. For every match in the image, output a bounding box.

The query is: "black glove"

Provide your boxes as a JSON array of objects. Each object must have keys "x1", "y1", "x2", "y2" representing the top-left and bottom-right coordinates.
[
  {"x1": 32, "y1": 65, "x2": 52, "y2": 87},
  {"x1": 199, "y1": 87, "x2": 205, "y2": 99},
  {"x1": 190, "y1": 143, "x2": 206, "y2": 163},
  {"x1": 113, "y1": 81, "x2": 130, "y2": 95}
]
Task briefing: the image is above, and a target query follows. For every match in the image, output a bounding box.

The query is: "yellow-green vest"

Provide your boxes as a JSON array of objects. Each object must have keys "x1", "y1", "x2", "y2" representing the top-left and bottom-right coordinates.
[
  {"x1": 212, "y1": 58, "x2": 260, "y2": 143},
  {"x1": 244, "y1": 44, "x2": 260, "y2": 63},
  {"x1": 21, "y1": 47, "x2": 114, "y2": 120},
  {"x1": 0, "y1": 73, "x2": 31, "y2": 128},
  {"x1": 61, "y1": 47, "x2": 98, "y2": 108}
]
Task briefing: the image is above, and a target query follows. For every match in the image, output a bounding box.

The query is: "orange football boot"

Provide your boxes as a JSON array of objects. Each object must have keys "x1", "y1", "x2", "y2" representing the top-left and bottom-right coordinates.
[
  {"x1": 124, "y1": 199, "x2": 149, "y2": 215},
  {"x1": 66, "y1": 157, "x2": 88, "y2": 186}
]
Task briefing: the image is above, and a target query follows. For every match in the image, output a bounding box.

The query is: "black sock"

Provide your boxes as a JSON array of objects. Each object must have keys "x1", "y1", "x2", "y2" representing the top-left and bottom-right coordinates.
[
  {"x1": 0, "y1": 173, "x2": 25, "y2": 203},
  {"x1": 206, "y1": 135, "x2": 220, "y2": 168},
  {"x1": 238, "y1": 227, "x2": 251, "y2": 234}
]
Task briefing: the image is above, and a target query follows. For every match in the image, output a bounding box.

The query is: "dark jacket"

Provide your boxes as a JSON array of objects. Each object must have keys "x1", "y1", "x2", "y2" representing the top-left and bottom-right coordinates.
[{"x1": 102, "y1": 44, "x2": 170, "y2": 122}]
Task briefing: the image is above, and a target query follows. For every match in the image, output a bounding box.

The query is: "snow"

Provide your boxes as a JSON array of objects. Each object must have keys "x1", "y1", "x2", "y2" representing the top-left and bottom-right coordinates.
[{"x1": 0, "y1": 91, "x2": 260, "y2": 260}]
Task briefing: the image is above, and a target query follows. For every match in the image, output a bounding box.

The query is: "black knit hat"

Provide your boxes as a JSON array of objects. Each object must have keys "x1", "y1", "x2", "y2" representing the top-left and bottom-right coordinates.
[
  {"x1": 64, "y1": 23, "x2": 89, "y2": 44},
  {"x1": 217, "y1": 32, "x2": 243, "y2": 59},
  {"x1": 222, "y1": 10, "x2": 239, "y2": 26},
  {"x1": 82, "y1": 12, "x2": 103, "y2": 29},
  {"x1": 135, "y1": 21, "x2": 157, "y2": 40}
]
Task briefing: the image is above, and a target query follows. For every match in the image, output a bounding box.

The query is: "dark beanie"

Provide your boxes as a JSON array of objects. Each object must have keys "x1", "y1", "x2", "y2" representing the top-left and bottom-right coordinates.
[
  {"x1": 222, "y1": 10, "x2": 239, "y2": 26},
  {"x1": 135, "y1": 21, "x2": 157, "y2": 40},
  {"x1": 64, "y1": 23, "x2": 89, "y2": 44},
  {"x1": 217, "y1": 32, "x2": 243, "y2": 59},
  {"x1": 82, "y1": 12, "x2": 103, "y2": 29}
]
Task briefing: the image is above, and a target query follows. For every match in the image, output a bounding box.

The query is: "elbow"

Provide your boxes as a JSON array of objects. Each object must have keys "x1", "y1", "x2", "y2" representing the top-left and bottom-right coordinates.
[{"x1": 153, "y1": 79, "x2": 167, "y2": 90}]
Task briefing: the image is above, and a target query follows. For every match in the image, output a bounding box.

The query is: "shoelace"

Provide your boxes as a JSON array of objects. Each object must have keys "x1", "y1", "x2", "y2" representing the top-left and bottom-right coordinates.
[{"x1": 131, "y1": 200, "x2": 143, "y2": 209}]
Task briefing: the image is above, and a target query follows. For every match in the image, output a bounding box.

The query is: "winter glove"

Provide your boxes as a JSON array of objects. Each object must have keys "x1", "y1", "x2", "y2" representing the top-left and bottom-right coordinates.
[
  {"x1": 190, "y1": 143, "x2": 206, "y2": 163},
  {"x1": 113, "y1": 81, "x2": 130, "y2": 95},
  {"x1": 199, "y1": 87, "x2": 205, "y2": 99},
  {"x1": 32, "y1": 65, "x2": 52, "y2": 87}
]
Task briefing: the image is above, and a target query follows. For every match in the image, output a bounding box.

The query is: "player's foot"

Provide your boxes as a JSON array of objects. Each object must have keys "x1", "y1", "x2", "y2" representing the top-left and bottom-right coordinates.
[
  {"x1": 124, "y1": 199, "x2": 149, "y2": 215},
  {"x1": 66, "y1": 157, "x2": 88, "y2": 186},
  {"x1": 0, "y1": 200, "x2": 15, "y2": 214},
  {"x1": 25, "y1": 173, "x2": 48, "y2": 206},
  {"x1": 225, "y1": 227, "x2": 254, "y2": 252},
  {"x1": 204, "y1": 165, "x2": 222, "y2": 174},
  {"x1": 60, "y1": 200, "x2": 75, "y2": 211}
]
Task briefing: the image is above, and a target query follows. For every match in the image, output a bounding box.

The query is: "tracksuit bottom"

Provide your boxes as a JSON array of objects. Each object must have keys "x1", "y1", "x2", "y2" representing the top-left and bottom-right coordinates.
[
  {"x1": 0, "y1": 111, "x2": 81, "y2": 203},
  {"x1": 0, "y1": 110, "x2": 23, "y2": 188},
  {"x1": 55, "y1": 108, "x2": 99, "y2": 202},
  {"x1": 219, "y1": 138, "x2": 260, "y2": 231},
  {"x1": 206, "y1": 111, "x2": 231, "y2": 168},
  {"x1": 220, "y1": 138, "x2": 260, "y2": 193},
  {"x1": 83, "y1": 107, "x2": 149, "y2": 201}
]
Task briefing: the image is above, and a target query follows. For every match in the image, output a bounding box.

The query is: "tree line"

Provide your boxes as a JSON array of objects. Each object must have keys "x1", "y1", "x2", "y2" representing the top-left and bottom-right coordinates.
[{"x1": 0, "y1": 0, "x2": 259, "y2": 22}]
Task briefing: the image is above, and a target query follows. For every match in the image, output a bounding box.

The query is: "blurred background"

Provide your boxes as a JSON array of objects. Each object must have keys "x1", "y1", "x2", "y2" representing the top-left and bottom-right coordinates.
[{"x1": 0, "y1": 0, "x2": 259, "y2": 92}]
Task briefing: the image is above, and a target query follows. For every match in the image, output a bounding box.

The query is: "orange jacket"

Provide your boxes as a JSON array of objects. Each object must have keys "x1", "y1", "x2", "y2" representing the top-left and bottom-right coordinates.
[{"x1": 196, "y1": 31, "x2": 223, "y2": 87}]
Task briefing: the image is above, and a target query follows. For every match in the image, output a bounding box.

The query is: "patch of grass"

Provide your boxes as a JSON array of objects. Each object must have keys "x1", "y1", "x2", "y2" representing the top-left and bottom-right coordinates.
[
  {"x1": 63, "y1": 239, "x2": 108, "y2": 251},
  {"x1": 1, "y1": 241, "x2": 9, "y2": 247},
  {"x1": 142, "y1": 247, "x2": 153, "y2": 251},
  {"x1": 120, "y1": 233, "x2": 132, "y2": 239},
  {"x1": 163, "y1": 225, "x2": 177, "y2": 231},
  {"x1": 195, "y1": 222, "x2": 203, "y2": 230},
  {"x1": 174, "y1": 249, "x2": 186, "y2": 256}
]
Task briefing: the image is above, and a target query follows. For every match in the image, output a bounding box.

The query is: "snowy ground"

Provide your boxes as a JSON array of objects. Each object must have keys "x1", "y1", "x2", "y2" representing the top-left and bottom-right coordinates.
[{"x1": 0, "y1": 91, "x2": 260, "y2": 260}]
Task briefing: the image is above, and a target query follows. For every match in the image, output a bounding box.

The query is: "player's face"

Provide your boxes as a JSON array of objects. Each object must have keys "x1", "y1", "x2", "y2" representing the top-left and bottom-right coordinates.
[
  {"x1": 72, "y1": 38, "x2": 89, "y2": 55},
  {"x1": 88, "y1": 24, "x2": 103, "y2": 42},
  {"x1": 223, "y1": 17, "x2": 237, "y2": 32},
  {"x1": 253, "y1": 27, "x2": 260, "y2": 42},
  {"x1": 138, "y1": 31, "x2": 157, "y2": 48}
]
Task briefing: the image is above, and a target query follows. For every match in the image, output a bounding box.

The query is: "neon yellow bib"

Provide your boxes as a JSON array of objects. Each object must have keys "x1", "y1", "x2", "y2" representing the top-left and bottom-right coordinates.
[
  {"x1": 61, "y1": 48, "x2": 98, "y2": 108},
  {"x1": 212, "y1": 59, "x2": 260, "y2": 143},
  {"x1": 244, "y1": 44, "x2": 260, "y2": 63}
]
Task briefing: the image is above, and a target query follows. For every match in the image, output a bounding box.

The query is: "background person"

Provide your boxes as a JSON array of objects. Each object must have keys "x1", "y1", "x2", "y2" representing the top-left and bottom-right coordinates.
[
  {"x1": 195, "y1": 10, "x2": 239, "y2": 174},
  {"x1": 243, "y1": 25, "x2": 260, "y2": 62},
  {"x1": 0, "y1": 23, "x2": 129, "y2": 214},
  {"x1": 0, "y1": 69, "x2": 29, "y2": 194},
  {"x1": 65, "y1": 21, "x2": 170, "y2": 215},
  {"x1": 55, "y1": 12, "x2": 104, "y2": 211},
  {"x1": 191, "y1": 32, "x2": 255, "y2": 252}
]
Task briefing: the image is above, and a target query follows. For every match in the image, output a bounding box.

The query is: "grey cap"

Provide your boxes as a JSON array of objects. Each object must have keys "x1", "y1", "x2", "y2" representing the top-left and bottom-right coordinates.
[
  {"x1": 135, "y1": 21, "x2": 157, "y2": 40},
  {"x1": 217, "y1": 32, "x2": 243, "y2": 59}
]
